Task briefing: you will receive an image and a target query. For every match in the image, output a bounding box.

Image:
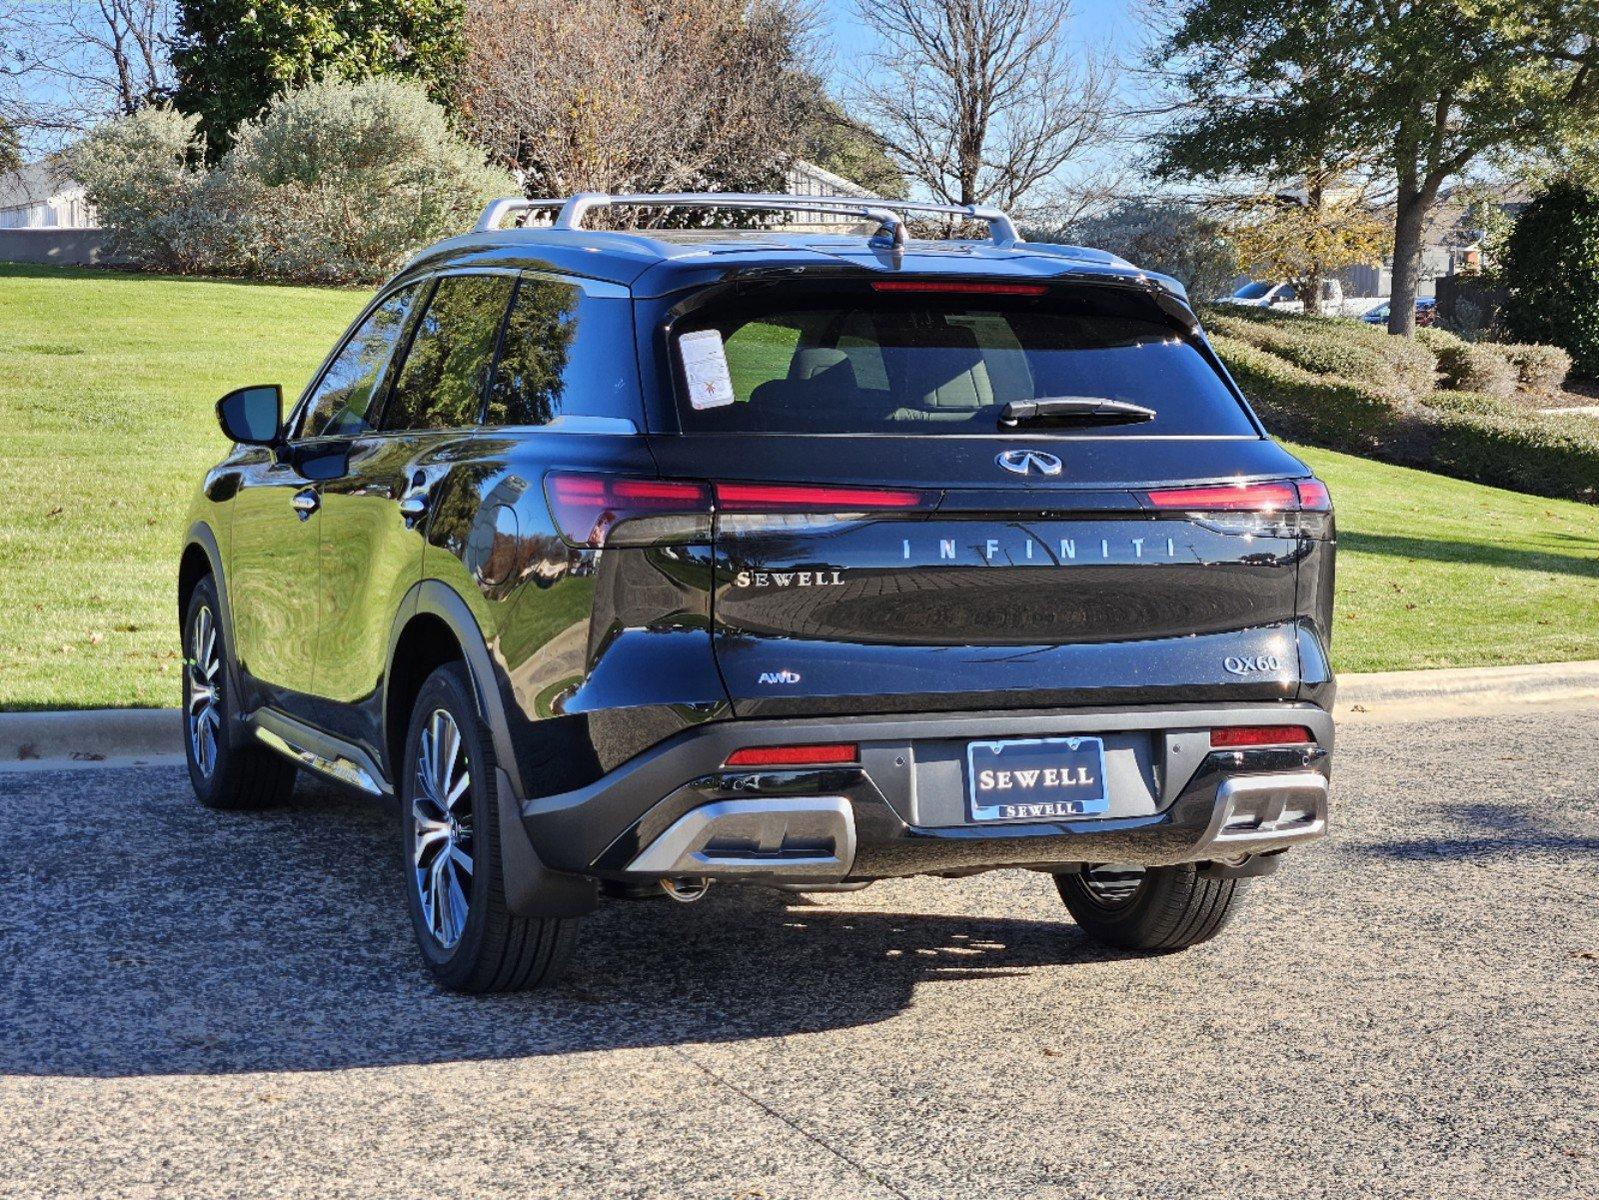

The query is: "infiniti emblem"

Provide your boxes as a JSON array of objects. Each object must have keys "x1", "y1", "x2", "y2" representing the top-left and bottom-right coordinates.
[{"x1": 996, "y1": 448, "x2": 1063, "y2": 477}]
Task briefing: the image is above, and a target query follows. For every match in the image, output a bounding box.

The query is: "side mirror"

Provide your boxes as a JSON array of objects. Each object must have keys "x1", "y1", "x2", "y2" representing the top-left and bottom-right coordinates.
[{"x1": 217, "y1": 384, "x2": 283, "y2": 445}]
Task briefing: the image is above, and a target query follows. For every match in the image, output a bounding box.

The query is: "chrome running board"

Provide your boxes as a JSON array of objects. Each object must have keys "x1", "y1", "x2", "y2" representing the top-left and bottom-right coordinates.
[{"x1": 252, "y1": 711, "x2": 387, "y2": 796}]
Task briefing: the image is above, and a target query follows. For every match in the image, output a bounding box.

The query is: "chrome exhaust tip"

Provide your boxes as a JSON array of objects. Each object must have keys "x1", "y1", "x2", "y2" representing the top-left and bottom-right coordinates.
[{"x1": 660, "y1": 877, "x2": 711, "y2": 903}]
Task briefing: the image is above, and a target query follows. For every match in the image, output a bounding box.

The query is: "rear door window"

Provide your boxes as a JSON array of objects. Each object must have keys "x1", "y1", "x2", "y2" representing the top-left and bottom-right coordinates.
[
  {"x1": 381, "y1": 274, "x2": 515, "y2": 432},
  {"x1": 673, "y1": 291, "x2": 1255, "y2": 436},
  {"x1": 482, "y1": 276, "x2": 641, "y2": 427}
]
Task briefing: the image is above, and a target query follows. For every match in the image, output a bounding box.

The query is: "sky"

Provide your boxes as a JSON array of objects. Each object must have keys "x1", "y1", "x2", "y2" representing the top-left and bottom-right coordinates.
[{"x1": 816, "y1": 0, "x2": 1150, "y2": 85}]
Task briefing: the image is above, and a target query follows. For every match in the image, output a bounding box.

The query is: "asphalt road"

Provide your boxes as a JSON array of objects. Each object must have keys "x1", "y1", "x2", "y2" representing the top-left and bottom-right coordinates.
[{"x1": 3, "y1": 706, "x2": 1596, "y2": 1200}]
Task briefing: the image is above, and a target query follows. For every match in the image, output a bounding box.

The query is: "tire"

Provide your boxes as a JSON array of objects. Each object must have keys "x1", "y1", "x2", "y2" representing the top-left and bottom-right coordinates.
[
  {"x1": 1055, "y1": 863, "x2": 1245, "y2": 953},
  {"x1": 401, "y1": 662, "x2": 577, "y2": 992},
  {"x1": 183, "y1": 575, "x2": 298, "y2": 810}
]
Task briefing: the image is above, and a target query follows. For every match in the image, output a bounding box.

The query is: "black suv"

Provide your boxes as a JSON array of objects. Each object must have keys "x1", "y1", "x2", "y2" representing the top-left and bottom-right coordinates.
[{"x1": 180, "y1": 193, "x2": 1335, "y2": 991}]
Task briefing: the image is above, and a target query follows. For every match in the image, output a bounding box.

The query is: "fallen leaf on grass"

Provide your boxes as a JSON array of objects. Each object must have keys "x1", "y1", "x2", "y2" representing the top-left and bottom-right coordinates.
[{"x1": 88, "y1": 632, "x2": 104, "y2": 645}]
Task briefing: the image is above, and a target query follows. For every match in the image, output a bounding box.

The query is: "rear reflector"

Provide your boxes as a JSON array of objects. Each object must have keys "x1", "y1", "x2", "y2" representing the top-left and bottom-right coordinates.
[
  {"x1": 724, "y1": 743, "x2": 859, "y2": 768},
  {"x1": 715, "y1": 482, "x2": 925, "y2": 511},
  {"x1": 870, "y1": 280, "x2": 1048, "y2": 296},
  {"x1": 1210, "y1": 726, "x2": 1315, "y2": 748}
]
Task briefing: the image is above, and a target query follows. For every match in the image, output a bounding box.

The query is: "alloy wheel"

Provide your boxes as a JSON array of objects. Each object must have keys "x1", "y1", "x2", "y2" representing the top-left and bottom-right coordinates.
[
  {"x1": 186, "y1": 605, "x2": 223, "y2": 778},
  {"x1": 411, "y1": 708, "x2": 474, "y2": 949}
]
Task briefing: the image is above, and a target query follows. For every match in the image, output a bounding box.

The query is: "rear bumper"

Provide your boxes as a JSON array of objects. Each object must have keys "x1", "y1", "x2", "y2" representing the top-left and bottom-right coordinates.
[{"x1": 518, "y1": 702, "x2": 1333, "y2": 882}]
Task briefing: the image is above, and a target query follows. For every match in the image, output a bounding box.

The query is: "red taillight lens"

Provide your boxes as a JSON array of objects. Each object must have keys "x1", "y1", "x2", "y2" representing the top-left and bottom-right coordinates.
[
  {"x1": 870, "y1": 280, "x2": 1048, "y2": 296},
  {"x1": 724, "y1": 743, "x2": 859, "y2": 767},
  {"x1": 1145, "y1": 481, "x2": 1299, "y2": 511},
  {"x1": 1295, "y1": 479, "x2": 1332, "y2": 510},
  {"x1": 714, "y1": 482, "x2": 926, "y2": 511},
  {"x1": 544, "y1": 472, "x2": 711, "y2": 547},
  {"x1": 1209, "y1": 725, "x2": 1314, "y2": 748}
]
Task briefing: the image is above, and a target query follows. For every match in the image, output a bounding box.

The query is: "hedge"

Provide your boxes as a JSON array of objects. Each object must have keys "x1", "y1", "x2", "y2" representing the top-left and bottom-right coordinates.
[
  {"x1": 1207, "y1": 332, "x2": 1599, "y2": 503},
  {"x1": 1205, "y1": 308, "x2": 1435, "y2": 399}
]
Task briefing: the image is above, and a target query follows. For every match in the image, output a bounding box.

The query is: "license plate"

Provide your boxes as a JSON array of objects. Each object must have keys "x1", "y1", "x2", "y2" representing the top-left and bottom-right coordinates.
[{"x1": 966, "y1": 736, "x2": 1109, "y2": 822}]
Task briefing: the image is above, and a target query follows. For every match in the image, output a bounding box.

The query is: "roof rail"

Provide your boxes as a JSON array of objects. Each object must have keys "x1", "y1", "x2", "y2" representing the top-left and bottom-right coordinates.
[{"x1": 473, "y1": 192, "x2": 1024, "y2": 249}]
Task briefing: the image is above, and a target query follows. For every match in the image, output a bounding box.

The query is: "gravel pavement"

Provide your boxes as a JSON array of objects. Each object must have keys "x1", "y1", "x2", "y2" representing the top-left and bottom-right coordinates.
[{"x1": 3, "y1": 706, "x2": 1596, "y2": 1199}]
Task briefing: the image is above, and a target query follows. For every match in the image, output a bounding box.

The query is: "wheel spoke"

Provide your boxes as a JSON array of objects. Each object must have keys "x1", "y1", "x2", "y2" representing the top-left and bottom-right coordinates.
[{"x1": 410, "y1": 707, "x2": 473, "y2": 950}]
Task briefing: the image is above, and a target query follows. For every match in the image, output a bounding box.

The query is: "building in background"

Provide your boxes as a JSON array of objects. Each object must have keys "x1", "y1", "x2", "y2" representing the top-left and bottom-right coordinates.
[{"x1": 0, "y1": 157, "x2": 96, "y2": 230}]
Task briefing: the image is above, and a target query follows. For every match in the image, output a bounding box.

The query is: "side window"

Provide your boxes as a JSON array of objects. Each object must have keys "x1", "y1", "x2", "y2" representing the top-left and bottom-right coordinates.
[
  {"x1": 483, "y1": 276, "x2": 642, "y2": 427},
  {"x1": 382, "y1": 274, "x2": 515, "y2": 432},
  {"x1": 298, "y1": 284, "x2": 421, "y2": 439}
]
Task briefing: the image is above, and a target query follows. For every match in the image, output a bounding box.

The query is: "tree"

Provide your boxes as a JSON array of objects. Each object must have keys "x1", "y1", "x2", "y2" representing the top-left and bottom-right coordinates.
[
  {"x1": 36, "y1": 0, "x2": 171, "y2": 117},
  {"x1": 1153, "y1": 0, "x2": 1599, "y2": 337},
  {"x1": 802, "y1": 100, "x2": 906, "y2": 198},
  {"x1": 1502, "y1": 180, "x2": 1599, "y2": 377},
  {"x1": 1058, "y1": 198, "x2": 1236, "y2": 300},
  {"x1": 849, "y1": 0, "x2": 1117, "y2": 219},
  {"x1": 1221, "y1": 182, "x2": 1390, "y2": 314},
  {"x1": 461, "y1": 0, "x2": 824, "y2": 207},
  {"x1": 171, "y1": 0, "x2": 465, "y2": 156}
]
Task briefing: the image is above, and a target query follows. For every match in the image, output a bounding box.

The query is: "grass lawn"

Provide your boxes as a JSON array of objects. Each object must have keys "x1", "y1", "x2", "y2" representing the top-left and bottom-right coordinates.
[{"x1": 0, "y1": 263, "x2": 1594, "y2": 709}]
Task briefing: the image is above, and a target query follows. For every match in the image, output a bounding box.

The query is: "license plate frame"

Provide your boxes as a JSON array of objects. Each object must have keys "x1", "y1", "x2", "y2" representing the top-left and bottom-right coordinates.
[{"x1": 965, "y1": 736, "x2": 1110, "y2": 823}]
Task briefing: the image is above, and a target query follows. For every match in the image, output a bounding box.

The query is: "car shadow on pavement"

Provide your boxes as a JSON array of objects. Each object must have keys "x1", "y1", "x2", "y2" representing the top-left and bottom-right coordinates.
[{"x1": 0, "y1": 770, "x2": 1123, "y2": 1079}]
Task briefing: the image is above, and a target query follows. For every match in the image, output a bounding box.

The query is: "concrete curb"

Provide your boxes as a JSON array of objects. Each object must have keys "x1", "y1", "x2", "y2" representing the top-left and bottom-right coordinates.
[
  {"x1": 1, "y1": 709, "x2": 184, "y2": 770},
  {"x1": 3, "y1": 659, "x2": 1597, "y2": 769}
]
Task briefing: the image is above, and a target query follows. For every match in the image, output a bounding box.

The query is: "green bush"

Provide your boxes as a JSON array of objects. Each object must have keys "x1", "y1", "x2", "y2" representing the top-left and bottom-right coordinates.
[
  {"x1": 66, "y1": 107, "x2": 226, "y2": 272},
  {"x1": 69, "y1": 79, "x2": 514, "y2": 284},
  {"x1": 1498, "y1": 342, "x2": 1572, "y2": 392},
  {"x1": 1502, "y1": 180, "x2": 1599, "y2": 377},
  {"x1": 1205, "y1": 306, "x2": 1437, "y2": 398},
  {"x1": 222, "y1": 77, "x2": 514, "y2": 284},
  {"x1": 1208, "y1": 332, "x2": 1599, "y2": 503},
  {"x1": 1427, "y1": 338, "x2": 1516, "y2": 400}
]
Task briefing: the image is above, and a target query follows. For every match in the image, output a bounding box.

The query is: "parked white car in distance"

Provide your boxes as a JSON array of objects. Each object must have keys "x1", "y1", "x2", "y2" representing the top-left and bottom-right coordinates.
[{"x1": 1222, "y1": 279, "x2": 1346, "y2": 313}]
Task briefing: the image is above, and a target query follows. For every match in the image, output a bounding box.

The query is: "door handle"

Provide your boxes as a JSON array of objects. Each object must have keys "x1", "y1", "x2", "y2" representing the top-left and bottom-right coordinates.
[{"x1": 291, "y1": 488, "x2": 320, "y2": 520}]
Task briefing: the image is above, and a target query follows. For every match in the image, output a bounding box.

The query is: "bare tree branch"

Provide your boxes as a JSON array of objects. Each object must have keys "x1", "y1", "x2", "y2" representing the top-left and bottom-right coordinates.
[{"x1": 847, "y1": 0, "x2": 1119, "y2": 219}]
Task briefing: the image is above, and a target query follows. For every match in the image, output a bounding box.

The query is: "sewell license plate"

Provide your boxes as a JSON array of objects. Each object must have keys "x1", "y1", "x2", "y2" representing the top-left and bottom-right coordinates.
[{"x1": 966, "y1": 736, "x2": 1110, "y2": 822}]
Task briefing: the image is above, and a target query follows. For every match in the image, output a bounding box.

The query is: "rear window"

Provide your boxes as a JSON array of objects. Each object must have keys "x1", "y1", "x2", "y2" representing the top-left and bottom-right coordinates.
[{"x1": 671, "y1": 292, "x2": 1254, "y2": 436}]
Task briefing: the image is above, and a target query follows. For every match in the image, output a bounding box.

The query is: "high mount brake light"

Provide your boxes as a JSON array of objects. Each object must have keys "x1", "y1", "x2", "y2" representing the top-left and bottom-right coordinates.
[
  {"x1": 724, "y1": 743, "x2": 859, "y2": 767},
  {"x1": 545, "y1": 474, "x2": 928, "y2": 546},
  {"x1": 870, "y1": 280, "x2": 1048, "y2": 296},
  {"x1": 1210, "y1": 726, "x2": 1315, "y2": 748},
  {"x1": 715, "y1": 482, "x2": 925, "y2": 510}
]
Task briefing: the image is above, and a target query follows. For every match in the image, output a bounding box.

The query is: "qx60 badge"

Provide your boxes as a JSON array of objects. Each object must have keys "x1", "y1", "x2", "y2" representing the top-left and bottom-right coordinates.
[{"x1": 996, "y1": 448, "x2": 1063, "y2": 477}]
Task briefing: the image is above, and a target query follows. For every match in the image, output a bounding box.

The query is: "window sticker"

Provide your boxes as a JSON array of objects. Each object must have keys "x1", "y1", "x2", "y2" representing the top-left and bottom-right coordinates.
[{"x1": 679, "y1": 329, "x2": 736, "y2": 410}]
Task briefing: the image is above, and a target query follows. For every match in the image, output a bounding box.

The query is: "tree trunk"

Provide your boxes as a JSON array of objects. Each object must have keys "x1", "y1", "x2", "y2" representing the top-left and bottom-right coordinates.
[
  {"x1": 1388, "y1": 179, "x2": 1431, "y2": 337},
  {"x1": 1304, "y1": 179, "x2": 1325, "y2": 316}
]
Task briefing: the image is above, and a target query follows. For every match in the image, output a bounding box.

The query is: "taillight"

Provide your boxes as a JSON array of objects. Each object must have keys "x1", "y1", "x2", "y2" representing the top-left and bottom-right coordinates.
[
  {"x1": 1145, "y1": 481, "x2": 1298, "y2": 511},
  {"x1": 544, "y1": 474, "x2": 930, "y2": 546},
  {"x1": 715, "y1": 482, "x2": 926, "y2": 511},
  {"x1": 724, "y1": 743, "x2": 859, "y2": 767},
  {"x1": 1294, "y1": 479, "x2": 1332, "y2": 510},
  {"x1": 1144, "y1": 478, "x2": 1332, "y2": 538},
  {"x1": 544, "y1": 472, "x2": 711, "y2": 547},
  {"x1": 1210, "y1": 725, "x2": 1314, "y2": 748}
]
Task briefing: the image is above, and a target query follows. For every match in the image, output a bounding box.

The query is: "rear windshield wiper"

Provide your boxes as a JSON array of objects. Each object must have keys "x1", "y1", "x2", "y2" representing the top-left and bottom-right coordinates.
[{"x1": 998, "y1": 397, "x2": 1157, "y2": 428}]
